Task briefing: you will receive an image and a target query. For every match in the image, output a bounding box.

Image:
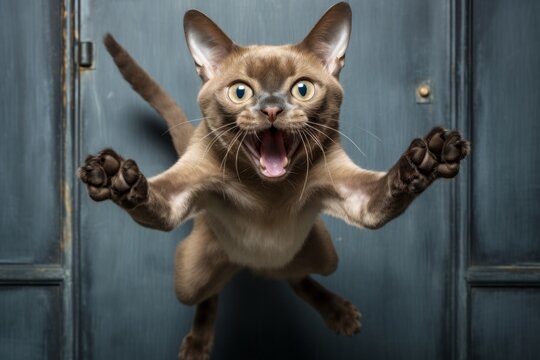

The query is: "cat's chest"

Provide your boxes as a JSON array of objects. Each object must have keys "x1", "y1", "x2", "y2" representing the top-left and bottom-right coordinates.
[{"x1": 204, "y1": 194, "x2": 321, "y2": 269}]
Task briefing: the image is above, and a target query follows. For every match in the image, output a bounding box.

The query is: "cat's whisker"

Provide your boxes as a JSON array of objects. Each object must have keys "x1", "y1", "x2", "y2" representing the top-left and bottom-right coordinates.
[
  {"x1": 305, "y1": 123, "x2": 342, "y2": 184},
  {"x1": 250, "y1": 130, "x2": 261, "y2": 143},
  {"x1": 221, "y1": 130, "x2": 243, "y2": 179},
  {"x1": 308, "y1": 121, "x2": 367, "y2": 158},
  {"x1": 235, "y1": 132, "x2": 248, "y2": 182},
  {"x1": 303, "y1": 127, "x2": 335, "y2": 187},
  {"x1": 355, "y1": 126, "x2": 383, "y2": 143},
  {"x1": 305, "y1": 128, "x2": 322, "y2": 151},
  {"x1": 296, "y1": 130, "x2": 310, "y2": 201},
  {"x1": 303, "y1": 127, "x2": 324, "y2": 154},
  {"x1": 305, "y1": 123, "x2": 338, "y2": 147},
  {"x1": 201, "y1": 125, "x2": 237, "y2": 161},
  {"x1": 161, "y1": 116, "x2": 220, "y2": 136},
  {"x1": 204, "y1": 125, "x2": 235, "y2": 149},
  {"x1": 198, "y1": 123, "x2": 237, "y2": 157},
  {"x1": 303, "y1": 109, "x2": 383, "y2": 144},
  {"x1": 302, "y1": 129, "x2": 315, "y2": 159},
  {"x1": 199, "y1": 122, "x2": 237, "y2": 143},
  {"x1": 293, "y1": 128, "x2": 312, "y2": 160}
]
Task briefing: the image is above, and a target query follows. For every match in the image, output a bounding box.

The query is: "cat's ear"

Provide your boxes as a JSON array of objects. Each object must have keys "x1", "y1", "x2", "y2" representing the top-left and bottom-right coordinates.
[
  {"x1": 299, "y1": 2, "x2": 352, "y2": 77},
  {"x1": 184, "y1": 10, "x2": 236, "y2": 81}
]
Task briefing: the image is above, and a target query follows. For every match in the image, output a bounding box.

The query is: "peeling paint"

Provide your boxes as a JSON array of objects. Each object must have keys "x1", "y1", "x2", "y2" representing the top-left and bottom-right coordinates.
[
  {"x1": 499, "y1": 265, "x2": 540, "y2": 272},
  {"x1": 61, "y1": 181, "x2": 72, "y2": 252},
  {"x1": 61, "y1": 1, "x2": 68, "y2": 110}
]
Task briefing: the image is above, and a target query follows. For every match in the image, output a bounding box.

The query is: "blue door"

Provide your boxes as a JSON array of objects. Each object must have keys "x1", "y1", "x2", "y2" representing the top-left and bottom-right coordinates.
[
  {"x1": 1, "y1": 1, "x2": 539, "y2": 359},
  {"x1": 0, "y1": 1, "x2": 73, "y2": 359}
]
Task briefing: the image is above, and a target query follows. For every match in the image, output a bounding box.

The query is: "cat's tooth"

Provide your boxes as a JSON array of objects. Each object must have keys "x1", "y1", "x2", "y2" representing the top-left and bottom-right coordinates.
[
  {"x1": 283, "y1": 157, "x2": 289, "y2": 168},
  {"x1": 259, "y1": 159, "x2": 266, "y2": 170}
]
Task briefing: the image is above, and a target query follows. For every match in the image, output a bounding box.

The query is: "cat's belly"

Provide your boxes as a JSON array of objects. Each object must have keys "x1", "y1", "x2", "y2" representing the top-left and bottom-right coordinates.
[{"x1": 205, "y1": 205, "x2": 320, "y2": 269}]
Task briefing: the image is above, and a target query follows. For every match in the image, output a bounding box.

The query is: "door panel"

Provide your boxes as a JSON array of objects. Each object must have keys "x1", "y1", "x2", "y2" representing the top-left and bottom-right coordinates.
[
  {"x1": 471, "y1": 0, "x2": 540, "y2": 265},
  {"x1": 0, "y1": 286, "x2": 62, "y2": 360},
  {"x1": 79, "y1": 1, "x2": 453, "y2": 358},
  {"x1": 470, "y1": 288, "x2": 540, "y2": 360},
  {"x1": 0, "y1": 0, "x2": 62, "y2": 264}
]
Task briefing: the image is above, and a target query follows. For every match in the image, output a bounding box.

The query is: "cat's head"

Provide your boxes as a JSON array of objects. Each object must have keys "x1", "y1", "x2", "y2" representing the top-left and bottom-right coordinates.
[{"x1": 184, "y1": 2, "x2": 351, "y2": 181}]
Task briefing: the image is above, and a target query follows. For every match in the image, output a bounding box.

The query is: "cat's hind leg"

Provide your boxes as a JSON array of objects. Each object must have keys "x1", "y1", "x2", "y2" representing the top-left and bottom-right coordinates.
[
  {"x1": 289, "y1": 276, "x2": 361, "y2": 336},
  {"x1": 175, "y1": 216, "x2": 239, "y2": 360},
  {"x1": 179, "y1": 296, "x2": 218, "y2": 360},
  {"x1": 263, "y1": 219, "x2": 361, "y2": 336}
]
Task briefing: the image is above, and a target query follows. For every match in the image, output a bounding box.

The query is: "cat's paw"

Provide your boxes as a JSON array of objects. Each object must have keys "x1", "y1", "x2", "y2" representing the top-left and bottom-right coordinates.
[
  {"x1": 78, "y1": 148, "x2": 148, "y2": 209},
  {"x1": 179, "y1": 332, "x2": 212, "y2": 360},
  {"x1": 322, "y1": 297, "x2": 362, "y2": 337},
  {"x1": 394, "y1": 127, "x2": 470, "y2": 194}
]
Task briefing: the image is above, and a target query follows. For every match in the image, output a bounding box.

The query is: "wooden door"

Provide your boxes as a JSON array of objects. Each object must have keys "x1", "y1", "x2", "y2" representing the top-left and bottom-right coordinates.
[{"x1": 2, "y1": 1, "x2": 539, "y2": 359}]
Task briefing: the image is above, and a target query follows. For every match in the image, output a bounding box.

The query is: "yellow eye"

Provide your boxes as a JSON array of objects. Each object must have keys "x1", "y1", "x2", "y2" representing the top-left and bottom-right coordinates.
[
  {"x1": 291, "y1": 80, "x2": 315, "y2": 101},
  {"x1": 227, "y1": 83, "x2": 253, "y2": 103}
]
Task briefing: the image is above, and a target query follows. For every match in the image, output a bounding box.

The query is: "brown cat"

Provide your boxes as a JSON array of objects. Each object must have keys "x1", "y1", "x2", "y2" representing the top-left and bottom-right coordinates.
[{"x1": 79, "y1": 3, "x2": 470, "y2": 359}]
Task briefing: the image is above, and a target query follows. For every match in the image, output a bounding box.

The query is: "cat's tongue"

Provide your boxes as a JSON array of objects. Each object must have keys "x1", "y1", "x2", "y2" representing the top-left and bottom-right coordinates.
[{"x1": 260, "y1": 129, "x2": 287, "y2": 178}]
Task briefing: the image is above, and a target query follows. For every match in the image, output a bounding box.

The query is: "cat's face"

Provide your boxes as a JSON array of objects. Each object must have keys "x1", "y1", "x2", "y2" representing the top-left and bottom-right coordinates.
[
  {"x1": 197, "y1": 46, "x2": 344, "y2": 179},
  {"x1": 185, "y1": 3, "x2": 351, "y2": 181}
]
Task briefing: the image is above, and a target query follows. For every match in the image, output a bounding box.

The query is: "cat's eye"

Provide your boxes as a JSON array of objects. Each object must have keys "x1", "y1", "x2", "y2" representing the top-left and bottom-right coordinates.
[
  {"x1": 291, "y1": 80, "x2": 315, "y2": 101},
  {"x1": 227, "y1": 83, "x2": 253, "y2": 104}
]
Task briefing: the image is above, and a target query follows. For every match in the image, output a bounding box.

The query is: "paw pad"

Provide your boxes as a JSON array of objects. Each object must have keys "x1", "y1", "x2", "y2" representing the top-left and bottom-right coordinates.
[
  {"x1": 398, "y1": 127, "x2": 470, "y2": 193},
  {"x1": 78, "y1": 148, "x2": 147, "y2": 208}
]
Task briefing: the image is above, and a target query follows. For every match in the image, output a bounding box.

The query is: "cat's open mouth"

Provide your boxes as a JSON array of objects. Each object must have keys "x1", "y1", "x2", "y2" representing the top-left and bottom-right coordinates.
[{"x1": 244, "y1": 128, "x2": 300, "y2": 178}]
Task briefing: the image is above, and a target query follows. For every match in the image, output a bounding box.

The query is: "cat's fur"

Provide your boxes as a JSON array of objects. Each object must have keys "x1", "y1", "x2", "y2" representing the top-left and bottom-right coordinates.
[{"x1": 79, "y1": 3, "x2": 470, "y2": 359}]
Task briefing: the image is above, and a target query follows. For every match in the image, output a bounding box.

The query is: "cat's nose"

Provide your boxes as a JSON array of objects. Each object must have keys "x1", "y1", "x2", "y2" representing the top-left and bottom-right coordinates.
[{"x1": 261, "y1": 106, "x2": 283, "y2": 123}]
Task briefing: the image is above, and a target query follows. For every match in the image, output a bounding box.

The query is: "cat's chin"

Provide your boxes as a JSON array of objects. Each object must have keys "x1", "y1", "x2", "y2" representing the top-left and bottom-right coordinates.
[{"x1": 243, "y1": 128, "x2": 301, "y2": 180}]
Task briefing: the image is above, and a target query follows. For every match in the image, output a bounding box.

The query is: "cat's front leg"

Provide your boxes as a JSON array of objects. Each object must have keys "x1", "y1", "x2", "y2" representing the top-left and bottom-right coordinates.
[
  {"x1": 324, "y1": 127, "x2": 469, "y2": 229},
  {"x1": 78, "y1": 148, "x2": 188, "y2": 231}
]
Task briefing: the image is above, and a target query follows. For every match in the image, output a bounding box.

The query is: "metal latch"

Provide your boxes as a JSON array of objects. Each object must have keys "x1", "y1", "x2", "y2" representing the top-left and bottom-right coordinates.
[{"x1": 78, "y1": 41, "x2": 94, "y2": 68}]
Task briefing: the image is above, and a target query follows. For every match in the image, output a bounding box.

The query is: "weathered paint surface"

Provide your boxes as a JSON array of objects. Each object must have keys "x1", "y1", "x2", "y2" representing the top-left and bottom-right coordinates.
[
  {"x1": 1, "y1": 1, "x2": 539, "y2": 359},
  {"x1": 0, "y1": 1, "x2": 74, "y2": 360},
  {"x1": 0, "y1": 0, "x2": 62, "y2": 264},
  {"x1": 465, "y1": 1, "x2": 540, "y2": 359},
  {"x1": 0, "y1": 286, "x2": 62, "y2": 360},
  {"x1": 471, "y1": 0, "x2": 540, "y2": 265},
  {"x1": 470, "y1": 289, "x2": 540, "y2": 360}
]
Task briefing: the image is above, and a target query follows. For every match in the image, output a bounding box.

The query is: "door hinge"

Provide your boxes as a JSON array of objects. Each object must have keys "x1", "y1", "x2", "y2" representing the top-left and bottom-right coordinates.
[{"x1": 78, "y1": 41, "x2": 94, "y2": 69}]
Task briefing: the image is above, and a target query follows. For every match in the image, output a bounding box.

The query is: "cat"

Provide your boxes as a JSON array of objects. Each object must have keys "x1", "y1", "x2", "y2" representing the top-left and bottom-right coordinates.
[{"x1": 78, "y1": 2, "x2": 470, "y2": 359}]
